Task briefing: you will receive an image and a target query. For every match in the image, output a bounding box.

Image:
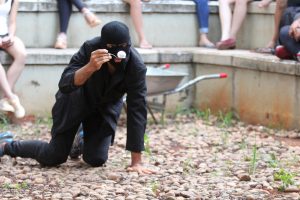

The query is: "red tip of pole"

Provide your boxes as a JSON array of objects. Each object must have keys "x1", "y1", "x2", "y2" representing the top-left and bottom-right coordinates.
[
  {"x1": 165, "y1": 64, "x2": 170, "y2": 69},
  {"x1": 219, "y1": 73, "x2": 227, "y2": 78}
]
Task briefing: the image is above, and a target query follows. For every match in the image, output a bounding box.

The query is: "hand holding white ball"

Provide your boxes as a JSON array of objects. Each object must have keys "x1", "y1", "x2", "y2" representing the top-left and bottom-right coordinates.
[{"x1": 117, "y1": 51, "x2": 126, "y2": 59}]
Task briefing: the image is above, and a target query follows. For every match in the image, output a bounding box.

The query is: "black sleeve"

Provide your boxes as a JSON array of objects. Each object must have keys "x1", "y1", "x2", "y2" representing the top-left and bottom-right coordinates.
[
  {"x1": 58, "y1": 41, "x2": 91, "y2": 94},
  {"x1": 125, "y1": 61, "x2": 147, "y2": 152}
]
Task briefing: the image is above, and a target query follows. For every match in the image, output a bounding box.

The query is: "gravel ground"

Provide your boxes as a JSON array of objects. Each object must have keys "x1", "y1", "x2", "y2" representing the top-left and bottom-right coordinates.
[{"x1": 0, "y1": 113, "x2": 300, "y2": 200}]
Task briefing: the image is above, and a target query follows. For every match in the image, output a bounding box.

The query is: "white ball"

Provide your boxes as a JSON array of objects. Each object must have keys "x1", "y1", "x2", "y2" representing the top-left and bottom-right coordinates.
[{"x1": 117, "y1": 51, "x2": 126, "y2": 59}]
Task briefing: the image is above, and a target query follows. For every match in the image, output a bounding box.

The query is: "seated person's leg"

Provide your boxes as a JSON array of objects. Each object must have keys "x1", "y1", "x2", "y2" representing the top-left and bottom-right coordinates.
[{"x1": 279, "y1": 25, "x2": 300, "y2": 55}]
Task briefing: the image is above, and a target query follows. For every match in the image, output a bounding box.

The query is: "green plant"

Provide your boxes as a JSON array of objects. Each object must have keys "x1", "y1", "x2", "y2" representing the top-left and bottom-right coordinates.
[
  {"x1": 274, "y1": 168, "x2": 296, "y2": 191},
  {"x1": 150, "y1": 180, "x2": 160, "y2": 196},
  {"x1": 182, "y1": 158, "x2": 195, "y2": 175},
  {"x1": 2, "y1": 181, "x2": 29, "y2": 190},
  {"x1": 0, "y1": 113, "x2": 10, "y2": 130},
  {"x1": 249, "y1": 144, "x2": 258, "y2": 175},
  {"x1": 239, "y1": 138, "x2": 248, "y2": 150},
  {"x1": 192, "y1": 108, "x2": 211, "y2": 121},
  {"x1": 35, "y1": 116, "x2": 52, "y2": 128},
  {"x1": 267, "y1": 153, "x2": 279, "y2": 168},
  {"x1": 144, "y1": 133, "x2": 151, "y2": 157},
  {"x1": 221, "y1": 130, "x2": 231, "y2": 147},
  {"x1": 218, "y1": 111, "x2": 234, "y2": 128}
]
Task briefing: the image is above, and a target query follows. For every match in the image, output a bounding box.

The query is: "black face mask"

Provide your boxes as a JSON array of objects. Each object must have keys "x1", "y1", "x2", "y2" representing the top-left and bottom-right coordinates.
[{"x1": 99, "y1": 21, "x2": 131, "y2": 66}]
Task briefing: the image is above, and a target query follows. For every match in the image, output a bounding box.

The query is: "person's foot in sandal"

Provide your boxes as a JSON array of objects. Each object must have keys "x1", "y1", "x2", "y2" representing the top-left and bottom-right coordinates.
[
  {"x1": 54, "y1": 33, "x2": 67, "y2": 49},
  {"x1": 8, "y1": 95, "x2": 25, "y2": 119},
  {"x1": 82, "y1": 9, "x2": 101, "y2": 28}
]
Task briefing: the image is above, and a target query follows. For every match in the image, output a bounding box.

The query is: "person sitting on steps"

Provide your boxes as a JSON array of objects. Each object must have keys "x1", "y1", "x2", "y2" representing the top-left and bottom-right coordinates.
[{"x1": 54, "y1": 0, "x2": 101, "y2": 49}]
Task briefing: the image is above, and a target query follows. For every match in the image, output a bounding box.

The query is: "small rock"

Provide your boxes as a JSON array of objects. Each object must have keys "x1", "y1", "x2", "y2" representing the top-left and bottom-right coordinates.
[
  {"x1": 0, "y1": 176, "x2": 12, "y2": 184},
  {"x1": 245, "y1": 195, "x2": 255, "y2": 200},
  {"x1": 107, "y1": 173, "x2": 121, "y2": 181},
  {"x1": 180, "y1": 191, "x2": 194, "y2": 198},
  {"x1": 284, "y1": 186, "x2": 300, "y2": 193},
  {"x1": 285, "y1": 192, "x2": 300, "y2": 200},
  {"x1": 237, "y1": 173, "x2": 251, "y2": 181}
]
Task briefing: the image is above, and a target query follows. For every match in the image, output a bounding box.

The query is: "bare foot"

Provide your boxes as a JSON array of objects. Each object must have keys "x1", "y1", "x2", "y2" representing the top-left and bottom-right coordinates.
[
  {"x1": 258, "y1": 0, "x2": 272, "y2": 8},
  {"x1": 83, "y1": 10, "x2": 101, "y2": 27},
  {"x1": 139, "y1": 40, "x2": 152, "y2": 49},
  {"x1": 199, "y1": 37, "x2": 215, "y2": 48},
  {"x1": 266, "y1": 40, "x2": 276, "y2": 49}
]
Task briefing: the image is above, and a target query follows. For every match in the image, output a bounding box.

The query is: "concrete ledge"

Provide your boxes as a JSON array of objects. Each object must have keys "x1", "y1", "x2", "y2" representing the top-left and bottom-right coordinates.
[
  {"x1": 4, "y1": 47, "x2": 300, "y2": 129},
  {"x1": 2, "y1": 48, "x2": 299, "y2": 77},
  {"x1": 15, "y1": 0, "x2": 276, "y2": 49},
  {"x1": 18, "y1": 0, "x2": 275, "y2": 14}
]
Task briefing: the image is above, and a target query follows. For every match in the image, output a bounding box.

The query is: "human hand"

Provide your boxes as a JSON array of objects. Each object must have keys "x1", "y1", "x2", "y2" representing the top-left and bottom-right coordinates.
[
  {"x1": 88, "y1": 49, "x2": 112, "y2": 71},
  {"x1": 294, "y1": 28, "x2": 300, "y2": 42},
  {"x1": 1, "y1": 35, "x2": 14, "y2": 49},
  {"x1": 289, "y1": 20, "x2": 300, "y2": 41},
  {"x1": 126, "y1": 163, "x2": 157, "y2": 175},
  {"x1": 258, "y1": 0, "x2": 272, "y2": 8}
]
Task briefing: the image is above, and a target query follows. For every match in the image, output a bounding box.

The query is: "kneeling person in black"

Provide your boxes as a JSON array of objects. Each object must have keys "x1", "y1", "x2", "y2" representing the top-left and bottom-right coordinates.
[{"x1": 0, "y1": 21, "x2": 154, "y2": 174}]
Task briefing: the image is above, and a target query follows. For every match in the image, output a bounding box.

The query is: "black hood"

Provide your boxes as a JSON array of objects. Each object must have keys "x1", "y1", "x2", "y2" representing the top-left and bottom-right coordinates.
[{"x1": 99, "y1": 21, "x2": 131, "y2": 66}]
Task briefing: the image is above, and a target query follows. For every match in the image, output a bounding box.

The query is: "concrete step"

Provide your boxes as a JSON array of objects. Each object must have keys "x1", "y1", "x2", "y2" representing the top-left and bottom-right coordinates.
[
  {"x1": 3, "y1": 47, "x2": 300, "y2": 129},
  {"x1": 16, "y1": 0, "x2": 276, "y2": 49}
]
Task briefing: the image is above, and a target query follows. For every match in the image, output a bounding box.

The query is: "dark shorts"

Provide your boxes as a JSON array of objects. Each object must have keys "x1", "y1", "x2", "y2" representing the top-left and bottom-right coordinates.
[{"x1": 0, "y1": 33, "x2": 9, "y2": 51}]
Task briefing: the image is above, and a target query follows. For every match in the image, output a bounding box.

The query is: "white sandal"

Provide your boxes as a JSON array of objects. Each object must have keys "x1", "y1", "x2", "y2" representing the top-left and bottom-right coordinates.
[
  {"x1": 0, "y1": 98, "x2": 14, "y2": 112},
  {"x1": 83, "y1": 11, "x2": 101, "y2": 28},
  {"x1": 8, "y1": 95, "x2": 25, "y2": 118}
]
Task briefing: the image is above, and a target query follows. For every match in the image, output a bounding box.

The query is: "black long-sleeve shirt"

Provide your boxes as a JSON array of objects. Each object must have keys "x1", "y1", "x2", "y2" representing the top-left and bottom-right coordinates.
[{"x1": 51, "y1": 37, "x2": 147, "y2": 152}]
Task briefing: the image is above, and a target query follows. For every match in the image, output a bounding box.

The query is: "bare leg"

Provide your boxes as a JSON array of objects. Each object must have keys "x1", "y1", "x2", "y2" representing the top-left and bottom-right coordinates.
[
  {"x1": 267, "y1": 0, "x2": 287, "y2": 48},
  {"x1": 0, "y1": 64, "x2": 14, "y2": 99},
  {"x1": 258, "y1": 0, "x2": 272, "y2": 8},
  {"x1": 124, "y1": 0, "x2": 152, "y2": 48},
  {"x1": 5, "y1": 36, "x2": 26, "y2": 91},
  {"x1": 229, "y1": 0, "x2": 252, "y2": 39},
  {"x1": 219, "y1": 0, "x2": 235, "y2": 40}
]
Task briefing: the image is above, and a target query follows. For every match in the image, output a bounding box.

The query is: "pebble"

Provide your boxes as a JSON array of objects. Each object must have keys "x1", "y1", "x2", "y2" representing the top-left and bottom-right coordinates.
[{"x1": 0, "y1": 115, "x2": 299, "y2": 199}]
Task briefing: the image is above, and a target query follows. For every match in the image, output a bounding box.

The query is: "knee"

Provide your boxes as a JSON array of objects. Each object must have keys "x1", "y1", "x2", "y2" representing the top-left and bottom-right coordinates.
[
  {"x1": 39, "y1": 154, "x2": 68, "y2": 167},
  {"x1": 235, "y1": 0, "x2": 247, "y2": 6},
  {"x1": 279, "y1": 25, "x2": 291, "y2": 42},
  {"x1": 16, "y1": 50, "x2": 27, "y2": 62},
  {"x1": 83, "y1": 154, "x2": 108, "y2": 167}
]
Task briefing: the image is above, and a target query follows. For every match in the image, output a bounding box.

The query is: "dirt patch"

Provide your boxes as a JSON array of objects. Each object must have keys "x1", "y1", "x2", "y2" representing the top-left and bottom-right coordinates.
[{"x1": 273, "y1": 136, "x2": 300, "y2": 147}]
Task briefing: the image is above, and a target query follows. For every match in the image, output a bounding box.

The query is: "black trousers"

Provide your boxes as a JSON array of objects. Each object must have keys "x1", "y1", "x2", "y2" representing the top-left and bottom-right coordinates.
[
  {"x1": 4, "y1": 114, "x2": 113, "y2": 167},
  {"x1": 57, "y1": 0, "x2": 86, "y2": 33}
]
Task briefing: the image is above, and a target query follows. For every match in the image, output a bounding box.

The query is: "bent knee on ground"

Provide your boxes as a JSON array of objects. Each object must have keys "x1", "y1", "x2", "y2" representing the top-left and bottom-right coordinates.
[
  {"x1": 38, "y1": 154, "x2": 68, "y2": 167},
  {"x1": 83, "y1": 155, "x2": 108, "y2": 167}
]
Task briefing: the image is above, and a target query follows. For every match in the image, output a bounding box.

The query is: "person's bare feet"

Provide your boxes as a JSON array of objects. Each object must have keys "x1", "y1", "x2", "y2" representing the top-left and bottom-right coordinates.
[
  {"x1": 83, "y1": 10, "x2": 101, "y2": 28},
  {"x1": 258, "y1": 0, "x2": 273, "y2": 8},
  {"x1": 139, "y1": 39, "x2": 152, "y2": 49},
  {"x1": 199, "y1": 40, "x2": 215, "y2": 48},
  {"x1": 199, "y1": 34, "x2": 215, "y2": 48}
]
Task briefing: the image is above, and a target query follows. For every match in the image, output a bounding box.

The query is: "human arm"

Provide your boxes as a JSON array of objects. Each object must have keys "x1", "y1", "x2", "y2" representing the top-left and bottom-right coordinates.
[
  {"x1": 74, "y1": 49, "x2": 111, "y2": 86},
  {"x1": 58, "y1": 41, "x2": 111, "y2": 93},
  {"x1": 266, "y1": 0, "x2": 287, "y2": 48},
  {"x1": 125, "y1": 54, "x2": 155, "y2": 174},
  {"x1": 273, "y1": 0, "x2": 287, "y2": 39}
]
